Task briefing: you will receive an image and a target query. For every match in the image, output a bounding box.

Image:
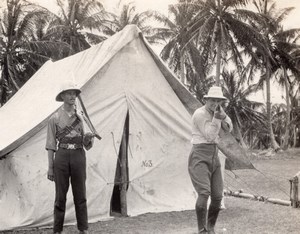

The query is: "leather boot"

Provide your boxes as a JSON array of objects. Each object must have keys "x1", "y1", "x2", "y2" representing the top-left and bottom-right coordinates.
[
  {"x1": 79, "y1": 231, "x2": 88, "y2": 234},
  {"x1": 196, "y1": 206, "x2": 208, "y2": 233},
  {"x1": 207, "y1": 206, "x2": 220, "y2": 234}
]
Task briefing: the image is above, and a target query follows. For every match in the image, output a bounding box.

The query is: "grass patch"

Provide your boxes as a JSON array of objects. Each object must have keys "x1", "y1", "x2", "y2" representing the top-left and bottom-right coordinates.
[{"x1": 249, "y1": 148, "x2": 300, "y2": 160}]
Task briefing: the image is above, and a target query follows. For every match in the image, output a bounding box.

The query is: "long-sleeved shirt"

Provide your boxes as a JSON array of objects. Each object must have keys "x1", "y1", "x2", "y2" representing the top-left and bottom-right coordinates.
[{"x1": 191, "y1": 106, "x2": 233, "y2": 144}]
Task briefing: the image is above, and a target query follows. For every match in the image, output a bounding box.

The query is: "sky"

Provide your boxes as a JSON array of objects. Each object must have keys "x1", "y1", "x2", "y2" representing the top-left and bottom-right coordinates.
[
  {"x1": 2, "y1": 0, "x2": 300, "y2": 104},
  {"x1": 30, "y1": 0, "x2": 300, "y2": 31}
]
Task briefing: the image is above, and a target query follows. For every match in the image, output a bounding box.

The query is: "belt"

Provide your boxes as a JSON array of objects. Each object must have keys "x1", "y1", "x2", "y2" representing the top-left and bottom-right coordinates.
[{"x1": 59, "y1": 143, "x2": 83, "y2": 150}]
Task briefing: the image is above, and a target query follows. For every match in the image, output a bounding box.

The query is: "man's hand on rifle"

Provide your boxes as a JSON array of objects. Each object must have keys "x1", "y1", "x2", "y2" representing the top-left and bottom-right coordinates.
[{"x1": 83, "y1": 132, "x2": 95, "y2": 150}]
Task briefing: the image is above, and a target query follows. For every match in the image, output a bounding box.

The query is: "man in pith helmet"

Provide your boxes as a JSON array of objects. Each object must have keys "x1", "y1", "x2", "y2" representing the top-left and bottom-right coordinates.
[
  {"x1": 46, "y1": 80, "x2": 94, "y2": 234},
  {"x1": 188, "y1": 86, "x2": 233, "y2": 234}
]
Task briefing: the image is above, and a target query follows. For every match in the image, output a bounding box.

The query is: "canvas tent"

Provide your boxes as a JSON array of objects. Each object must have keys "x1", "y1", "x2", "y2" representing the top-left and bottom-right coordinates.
[{"x1": 0, "y1": 25, "x2": 253, "y2": 231}]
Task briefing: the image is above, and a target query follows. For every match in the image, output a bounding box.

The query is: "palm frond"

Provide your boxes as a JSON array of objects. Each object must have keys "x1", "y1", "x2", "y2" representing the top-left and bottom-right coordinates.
[{"x1": 275, "y1": 7, "x2": 295, "y2": 25}]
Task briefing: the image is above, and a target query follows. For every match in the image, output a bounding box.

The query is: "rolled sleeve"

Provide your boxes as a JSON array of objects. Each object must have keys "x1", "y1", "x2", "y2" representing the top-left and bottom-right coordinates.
[
  {"x1": 45, "y1": 116, "x2": 57, "y2": 151},
  {"x1": 221, "y1": 115, "x2": 233, "y2": 133}
]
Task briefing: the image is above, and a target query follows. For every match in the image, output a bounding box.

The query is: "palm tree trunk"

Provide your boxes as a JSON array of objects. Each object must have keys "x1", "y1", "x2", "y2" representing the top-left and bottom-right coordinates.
[
  {"x1": 215, "y1": 38, "x2": 221, "y2": 86},
  {"x1": 260, "y1": 0, "x2": 279, "y2": 150},
  {"x1": 215, "y1": 0, "x2": 221, "y2": 86},
  {"x1": 6, "y1": 55, "x2": 20, "y2": 91},
  {"x1": 265, "y1": 65, "x2": 280, "y2": 150},
  {"x1": 282, "y1": 68, "x2": 290, "y2": 150},
  {"x1": 293, "y1": 125, "x2": 297, "y2": 147},
  {"x1": 180, "y1": 50, "x2": 185, "y2": 84}
]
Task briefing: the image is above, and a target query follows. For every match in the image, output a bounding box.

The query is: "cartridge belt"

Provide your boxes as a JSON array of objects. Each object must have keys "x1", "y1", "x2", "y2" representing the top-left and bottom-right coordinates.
[{"x1": 59, "y1": 143, "x2": 83, "y2": 150}]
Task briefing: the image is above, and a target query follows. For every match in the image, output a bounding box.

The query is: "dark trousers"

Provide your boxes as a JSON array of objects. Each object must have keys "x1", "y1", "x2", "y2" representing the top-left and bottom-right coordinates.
[{"x1": 53, "y1": 148, "x2": 88, "y2": 233}]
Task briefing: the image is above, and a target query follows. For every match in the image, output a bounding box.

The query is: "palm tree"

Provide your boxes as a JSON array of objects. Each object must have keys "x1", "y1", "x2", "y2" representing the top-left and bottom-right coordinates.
[
  {"x1": 0, "y1": 0, "x2": 66, "y2": 106},
  {"x1": 180, "y1": 0, "x2": 269, "y2": 86},
  {"x1": 274, "y1": 59, "x2": 300, "y2": 149},
  {"x1": 291, "y1": 89, "x2": 300, "y2": 147},
  {"x1": 151, "y1": 0, "x2": 215, "y2": 101},
  {"x1": 28, "y1": 12, "x2": 72, "y2": 60},
  {"x1": 154, "y1": 0, "x2": 203, "y2": 84},
  {"x1": 103, "y1": 1, "x2": 164, "y2": 40},
  {"x1": 276, "y1": 32, "x2": 300, "y2": 149},
  {"x1": 44, "y1": 0, "x2": 110, "y2": 55},
  {"x1": 250, "y1": 0, "x2": 300, "y2": 150},
  {"x1": 251, "y1": 104, "x2": 283, "y2": 150},
  {"x1": 221, "y1": 70, "x2": 265, "y2": 148},
  {"x1": 271, "y1": 103, "x2": 287, "y2": 145}
]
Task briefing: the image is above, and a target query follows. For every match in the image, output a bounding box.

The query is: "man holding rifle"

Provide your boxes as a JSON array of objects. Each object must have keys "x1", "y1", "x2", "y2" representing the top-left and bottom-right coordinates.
[
  {"x1": 46, "y1": 80, "x2": 96, "y2": 234},
  {"x1": 188, "y1": 86, "x2": 233, "y2": 234}
]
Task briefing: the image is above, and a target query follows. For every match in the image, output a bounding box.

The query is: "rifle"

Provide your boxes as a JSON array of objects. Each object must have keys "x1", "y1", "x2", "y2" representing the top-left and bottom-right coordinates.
[{"x1": 77, "y1": 94, "x2": 102, "y2": 140}]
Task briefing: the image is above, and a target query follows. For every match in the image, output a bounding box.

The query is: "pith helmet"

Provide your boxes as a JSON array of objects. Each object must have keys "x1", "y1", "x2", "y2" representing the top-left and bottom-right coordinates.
[
  {"x1": 55, "y1": 80, "x2": 81, "y2": 102},
  {"x1": 203, "y1": 86, "x2": 227, "y2": 100}
]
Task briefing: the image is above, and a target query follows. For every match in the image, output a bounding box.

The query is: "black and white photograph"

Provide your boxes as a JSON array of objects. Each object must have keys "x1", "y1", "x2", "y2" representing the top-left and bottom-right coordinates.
[{"x1": 0, "y1": 0, "x2": 300, "y2": 233}]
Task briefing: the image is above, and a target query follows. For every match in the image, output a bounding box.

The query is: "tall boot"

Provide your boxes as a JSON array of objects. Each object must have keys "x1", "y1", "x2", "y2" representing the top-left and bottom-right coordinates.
[
  {"x1": 196, "y1": 206, "x2": 208, "y2": 233},
  {"x1": 207, "y1": 206, "x2": 220, "y2": 234}
]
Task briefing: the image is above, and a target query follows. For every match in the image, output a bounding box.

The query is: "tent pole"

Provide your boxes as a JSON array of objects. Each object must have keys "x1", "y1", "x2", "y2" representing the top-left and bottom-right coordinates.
[{"x1": 120, "y1": 114, "x2": 128, "y2": 216}]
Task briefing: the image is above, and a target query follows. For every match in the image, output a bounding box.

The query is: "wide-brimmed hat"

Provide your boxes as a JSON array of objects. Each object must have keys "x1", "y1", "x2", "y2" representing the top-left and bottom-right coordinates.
[
  {"x1": 203, "y1": 86, "x2": 227, "y2": 100},
  {"x1": 55, "y1": 80, "x2": 81, "y2": 102}
]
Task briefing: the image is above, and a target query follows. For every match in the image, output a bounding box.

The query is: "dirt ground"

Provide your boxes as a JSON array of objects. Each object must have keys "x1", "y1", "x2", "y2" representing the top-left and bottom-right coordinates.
[
  {"x1": 2, "y1": 150, "x2": 300, "y2": 234},
  {"x1": 3, "y1": 196, "x2": 300, "y2": 234}
]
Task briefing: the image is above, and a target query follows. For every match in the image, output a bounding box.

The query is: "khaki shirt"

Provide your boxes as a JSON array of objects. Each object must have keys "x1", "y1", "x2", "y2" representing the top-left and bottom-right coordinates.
[{"x1": 45, "y1": 107, "x2": 84, "y2": 151}]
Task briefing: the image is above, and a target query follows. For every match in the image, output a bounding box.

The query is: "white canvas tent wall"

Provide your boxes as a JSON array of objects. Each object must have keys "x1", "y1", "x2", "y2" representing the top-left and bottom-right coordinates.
[{"x1": 0, "y1": 25, "x2": 252, "y2": 231}]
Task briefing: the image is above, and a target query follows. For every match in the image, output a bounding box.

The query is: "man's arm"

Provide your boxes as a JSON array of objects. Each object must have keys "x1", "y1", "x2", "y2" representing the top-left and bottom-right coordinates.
[
  {"x1": 194, "y1": 110, "x2": 222, "y2": 142},
  {"x1": 221, "y1": 115, "x2": 233, "y2": 133},
  {"x1": 47, "y1": 150, "x2": 55, "y2": 181},
  {"x1": 46, "y1": 115, "x2": 57, "y2": 182}
]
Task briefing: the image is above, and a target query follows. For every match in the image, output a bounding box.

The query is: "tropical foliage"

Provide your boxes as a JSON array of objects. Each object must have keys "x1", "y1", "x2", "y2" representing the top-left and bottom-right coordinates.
[
  {"x1": 221, "y1": 70, "x2": 265, "y2": 148},
  {"x1": 242, "y1": 0, "x2": 300, "y2": 150},
  {"x1": 101, "y1": 0, "x2": 165, "y2": 41},
  {"x1": 177, "y1": 0, "x2": 271, "y2": 85},
  {"x1": 44, "y1": 0, "x2": 111, "y2": 54},
  {"x1": 0, "y1": 0, "x2": 68, "y2": 105},
  {"x1": 151, "y1": 0, "x2": 215, "y2": 101},
  {"x1": 0, "y1": 0, "x2": 299, "y2": 150}
]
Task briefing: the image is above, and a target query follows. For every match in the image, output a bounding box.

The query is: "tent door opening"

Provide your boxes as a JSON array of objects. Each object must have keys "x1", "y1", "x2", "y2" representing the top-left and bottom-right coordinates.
[{"x1": 110, "y1": 112, "x2": 129, "y2": 216}]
